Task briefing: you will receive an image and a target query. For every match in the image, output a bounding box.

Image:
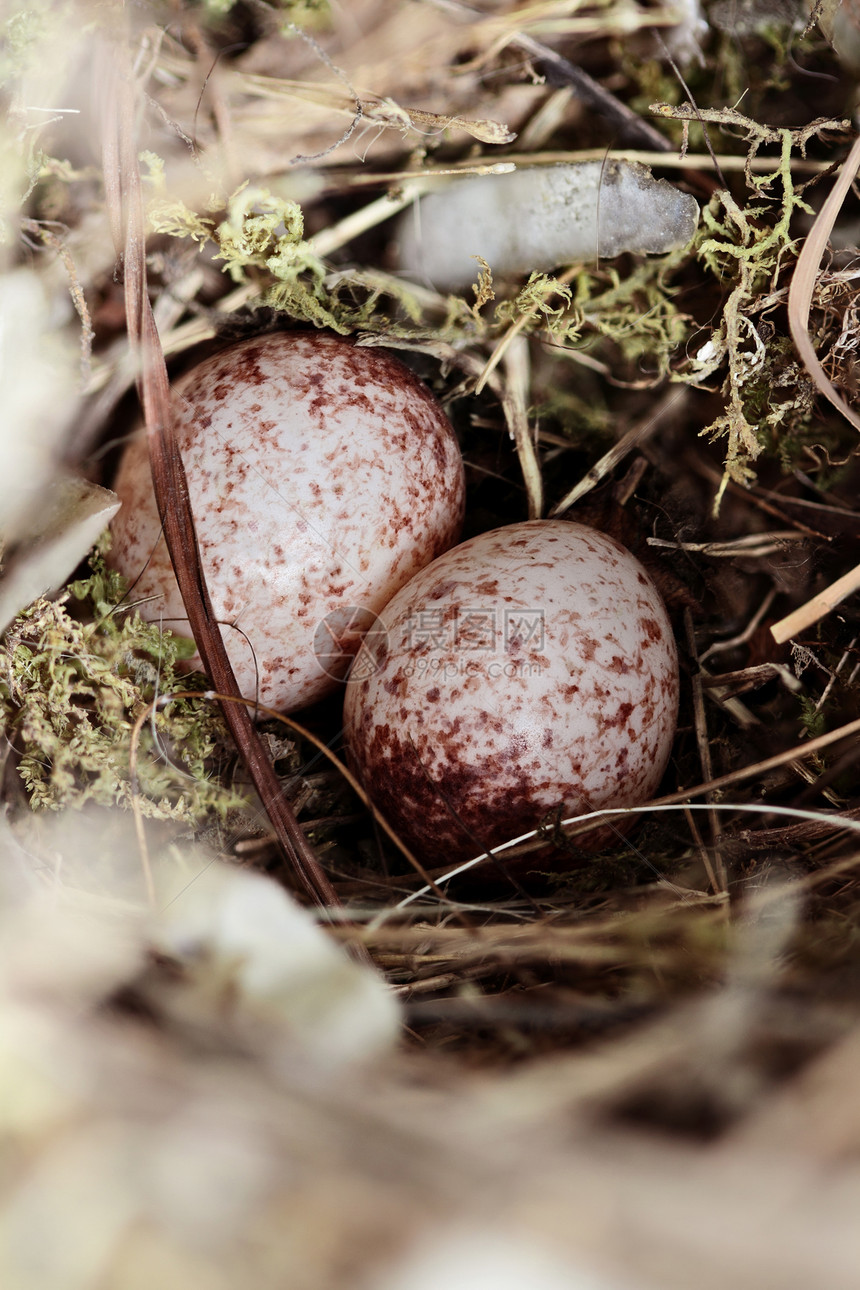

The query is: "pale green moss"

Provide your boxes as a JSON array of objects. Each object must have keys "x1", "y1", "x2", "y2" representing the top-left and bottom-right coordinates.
[{"x1": 1, "y1": 546, "x2": 247, "y2": 821}]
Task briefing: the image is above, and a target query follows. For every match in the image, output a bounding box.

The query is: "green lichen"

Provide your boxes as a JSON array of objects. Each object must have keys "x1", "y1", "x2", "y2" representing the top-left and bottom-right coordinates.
[
  {"x1": 144, "y1": 169, "x2": 356, "y2": 331},
  {"x1": 493, "y1": 272, "x2": 577, "y2": 334},
  {"x1": 465, "y1": 257, "x2": 690, "y2": 380},
  {"x1": 574, "y1": 253, "x2": 692, "y2": 374},
  {"x1": 0, "y1": 545, "x2": 247, "y2": 821},
  {"x1": 656, "y1": 104, "x2": 852, "y2": 509},
  {"x1": 798, "y1": 694, "x2": 827, "y2": 741}
]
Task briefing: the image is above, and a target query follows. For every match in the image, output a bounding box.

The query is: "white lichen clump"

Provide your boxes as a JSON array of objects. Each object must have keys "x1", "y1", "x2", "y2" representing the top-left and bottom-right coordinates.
[{"x1": 398, "y1": 162, "x2": 700, "y2": 291}]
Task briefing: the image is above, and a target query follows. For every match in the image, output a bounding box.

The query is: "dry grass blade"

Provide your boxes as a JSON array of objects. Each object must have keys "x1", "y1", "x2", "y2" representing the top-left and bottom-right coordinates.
[
  {"x1": 787, "y1": 133, "x2": 860, "y2": 436},
  {"x1": 100, "y1": 44, "x2": 341, "y2": 915},
  {"x1": 683, "y1": 609, "x2": 727, "y2": 895},
  {"x1": 771, "y1": 562, "x2": 860, "y2": 644},
  {"x1": 770, "y1": 134, "x2": 860, "y2": 644},
  {"x1": 634, "y1": 712, "x2": 860, "y2": 811},
  {"x1": 551, "y1": 386, "x2": 688, "y2": 515},
  {"x1": 502, "y1": 336, "x2": 543, "y2": 519}
]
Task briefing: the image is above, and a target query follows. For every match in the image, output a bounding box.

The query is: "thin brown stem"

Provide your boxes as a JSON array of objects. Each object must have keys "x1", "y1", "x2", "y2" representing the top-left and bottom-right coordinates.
[{"x1": 100, "y1": 42, "x2": 342, "y2": 915}]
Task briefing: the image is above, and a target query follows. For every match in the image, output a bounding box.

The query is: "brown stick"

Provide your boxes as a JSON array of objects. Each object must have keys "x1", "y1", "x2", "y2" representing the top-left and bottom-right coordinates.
[
  {"x1": 101, "y1": 47, "x2": 341, "y2": 913},
  {"x1": 770, "y1": 563, "x2": 860, "y2": 645}
]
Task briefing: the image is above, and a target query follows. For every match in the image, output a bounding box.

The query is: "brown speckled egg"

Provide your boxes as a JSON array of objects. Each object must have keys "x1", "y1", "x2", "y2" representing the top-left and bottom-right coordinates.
[
  {"x1": 343, "y1": 520, "x2": 679, "y2": 865},
  {"x1": 110, "y1": 332, "x2": 465, "y2": 711}
]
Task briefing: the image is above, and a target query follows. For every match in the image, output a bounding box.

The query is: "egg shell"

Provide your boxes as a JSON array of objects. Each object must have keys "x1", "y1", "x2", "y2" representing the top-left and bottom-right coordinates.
[
  {"x1": 110, "y1": 332, "x2": 465, "y2": 712},
  {"x1": 343, "y1": 520, "x2": 679, "y2": 866}
]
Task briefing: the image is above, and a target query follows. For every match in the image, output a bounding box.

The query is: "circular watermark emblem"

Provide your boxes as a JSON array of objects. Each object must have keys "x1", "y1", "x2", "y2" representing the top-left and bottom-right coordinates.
[{"x1": 313, "y1": 605, "x2": 388, "y2": 683}]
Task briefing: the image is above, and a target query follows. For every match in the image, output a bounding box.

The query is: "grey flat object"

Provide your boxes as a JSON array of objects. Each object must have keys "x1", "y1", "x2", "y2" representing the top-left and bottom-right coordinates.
[{"x1": 397, "y1": 161, "x2": 700, "y2": 292}]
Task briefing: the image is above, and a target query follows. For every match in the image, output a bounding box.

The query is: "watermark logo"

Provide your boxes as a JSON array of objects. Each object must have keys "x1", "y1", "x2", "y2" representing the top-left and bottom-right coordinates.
[
  {"x1": 313, "y1": 605, "x2": 388, "y2": 683},
  {"x1": 313, "y1": 605, "x2": 547, "y2": 685},
  {"x1": 401, "y1": 607, "x2": 546, "y2": 680},
  {"x1": 503, "y1": 609, "x2": 545, "y2": 653},
  {"x1": 401, "y1": 656, "x2": 545, "y2": 681},
  {"x1": 403, "y1": 607, "x2": 545, "y2": 654},
  {"x1": 455, "y1": 607, "x2": 496, "y2": 651}
]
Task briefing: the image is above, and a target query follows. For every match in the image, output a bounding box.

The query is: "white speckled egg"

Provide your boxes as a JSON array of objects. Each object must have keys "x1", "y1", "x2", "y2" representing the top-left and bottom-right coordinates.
[
  {"x1": 344, "y1": 520, "x2": 679, "y2": 865},
  {"x1": 110, "y1": 332, "x2": 465, "y2": 711}
]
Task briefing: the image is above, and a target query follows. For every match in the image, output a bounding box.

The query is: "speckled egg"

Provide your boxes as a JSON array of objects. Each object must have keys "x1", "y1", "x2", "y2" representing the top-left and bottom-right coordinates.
[
  {"x1": 110, "y1": 332, "x2": 465, "y2": 711},
  {"x1": 344, "y1": 520, "x2": 679, "y2": 865}
]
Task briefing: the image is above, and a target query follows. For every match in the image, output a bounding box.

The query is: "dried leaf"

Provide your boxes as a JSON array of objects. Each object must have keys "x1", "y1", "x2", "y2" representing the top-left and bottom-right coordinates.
[{"x1": 0, "y1": 477, "x2": 120, "y2": 632}]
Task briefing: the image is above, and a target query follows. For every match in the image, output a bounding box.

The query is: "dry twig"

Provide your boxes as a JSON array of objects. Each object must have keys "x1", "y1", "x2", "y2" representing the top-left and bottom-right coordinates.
[{"x1": 100, "y1": 41, "x2": 340, "y2": 913}]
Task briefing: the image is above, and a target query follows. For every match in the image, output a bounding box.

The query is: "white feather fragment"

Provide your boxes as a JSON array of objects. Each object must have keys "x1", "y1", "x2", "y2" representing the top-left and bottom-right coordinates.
[
  {"x1": 373, "y1": 1229, "x2": 638, "y2": 1290},
  {"x1": 154, "y1": 862, "x2": 400, "y2": 1069},
  {"x1": 397, "y1": 162, "x2": 699, "y2": 292}
]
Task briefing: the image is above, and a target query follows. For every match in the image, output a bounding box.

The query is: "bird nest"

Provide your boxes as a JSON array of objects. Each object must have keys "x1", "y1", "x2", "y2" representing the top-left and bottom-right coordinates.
[{"x1": 4, "y1": 1, "x2": 860, "y2": 1286}]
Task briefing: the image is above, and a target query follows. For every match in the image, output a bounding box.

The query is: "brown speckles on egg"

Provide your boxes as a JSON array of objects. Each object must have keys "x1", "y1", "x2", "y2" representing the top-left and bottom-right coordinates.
[
  {"x1": 344, "y1": 520, "x2": 679, "y2": 865},
  {"x1": 110, "y1": 332, "x2": 465, "y2": 711},
  {"x1": 639, "y1": 616, "x2": 664, "y2": 644}
]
